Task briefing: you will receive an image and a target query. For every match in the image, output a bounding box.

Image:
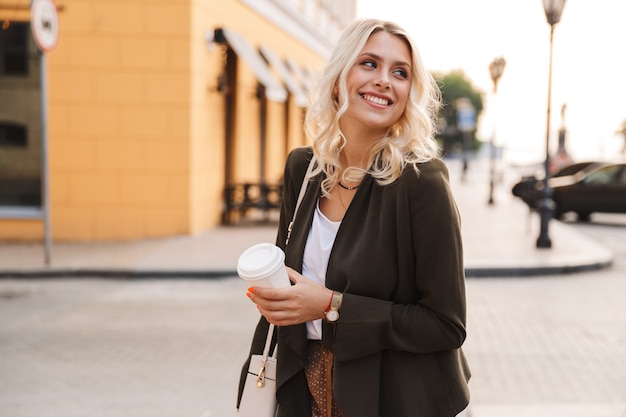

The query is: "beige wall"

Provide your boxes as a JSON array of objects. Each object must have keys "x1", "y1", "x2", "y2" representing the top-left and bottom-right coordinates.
[{"x1": 0, "y1": 0, "x2": 326, "y2": 241}]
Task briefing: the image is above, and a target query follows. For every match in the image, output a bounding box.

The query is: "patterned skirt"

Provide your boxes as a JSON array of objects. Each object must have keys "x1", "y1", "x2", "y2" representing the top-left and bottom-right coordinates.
[{"x1": 304, "y1": 340, "x2": 344, "y2": 417}]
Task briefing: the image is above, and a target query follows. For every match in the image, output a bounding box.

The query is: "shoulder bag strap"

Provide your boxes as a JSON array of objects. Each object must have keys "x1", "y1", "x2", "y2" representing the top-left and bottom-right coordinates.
[
  {"x1": 285, "y1": 155, "x2": 316, "y2": 246},
  {"x1": 262, "y1": 154, "x2": 316, "y2": 358}
]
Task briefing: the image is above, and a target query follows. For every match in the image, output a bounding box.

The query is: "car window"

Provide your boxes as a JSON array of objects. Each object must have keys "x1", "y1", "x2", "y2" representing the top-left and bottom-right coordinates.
[
  {"x1": 618, "y1": 166, "x2": 626, "y2": 184},
  {"x1": 584, "y1": 165, "x2": 621, "y2": 185},
  {"x1": 555, "y1": 162, "x2": 596, "y2": 177}
]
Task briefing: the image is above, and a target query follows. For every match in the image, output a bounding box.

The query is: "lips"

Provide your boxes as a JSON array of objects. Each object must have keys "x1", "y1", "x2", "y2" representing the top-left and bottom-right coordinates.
[{"x1": 361, "y1": 93, "x2": 391, "y2": 106}]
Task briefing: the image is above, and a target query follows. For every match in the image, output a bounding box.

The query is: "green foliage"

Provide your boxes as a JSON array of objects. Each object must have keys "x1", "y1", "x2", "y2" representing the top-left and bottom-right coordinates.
[{"x1": 432, "y1": 70, "x2": 484, "y2": 156}]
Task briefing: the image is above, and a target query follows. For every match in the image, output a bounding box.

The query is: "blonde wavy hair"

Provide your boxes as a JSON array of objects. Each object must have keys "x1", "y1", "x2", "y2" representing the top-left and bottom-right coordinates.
[{"x1": 305, "y1": 18, "x2": 442, "y2": 196}]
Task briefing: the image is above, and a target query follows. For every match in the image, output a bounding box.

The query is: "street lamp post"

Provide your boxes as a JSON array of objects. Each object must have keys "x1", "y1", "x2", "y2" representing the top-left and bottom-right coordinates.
[
  {"x1": 487, "y1": 57, "x2": 506, "y2": 205},
  {"x1": 536, "y1": 0, "x2": 566, "y2": 249}
]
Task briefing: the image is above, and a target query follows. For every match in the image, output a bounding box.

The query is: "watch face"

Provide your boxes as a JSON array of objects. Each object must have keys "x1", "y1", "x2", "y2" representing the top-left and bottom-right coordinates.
[{"x1": 326, "y1": 310, "x2": 339, "y2": 322}]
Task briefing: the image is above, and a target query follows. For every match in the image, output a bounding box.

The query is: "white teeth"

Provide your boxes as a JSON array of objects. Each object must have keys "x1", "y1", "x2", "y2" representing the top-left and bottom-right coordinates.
[{"x1": 362, "y1": 94, "x2": 389, "y2": 106}]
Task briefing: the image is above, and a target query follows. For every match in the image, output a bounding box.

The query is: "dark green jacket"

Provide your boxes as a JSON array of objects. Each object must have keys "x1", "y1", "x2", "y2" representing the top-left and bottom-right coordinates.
[{"x1": 239, "y1": 147, "x2": 470, "y2": 417}]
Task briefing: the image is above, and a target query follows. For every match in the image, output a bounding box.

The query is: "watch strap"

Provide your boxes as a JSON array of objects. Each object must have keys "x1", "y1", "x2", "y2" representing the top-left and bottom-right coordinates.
[{"x1": 325, "y1": 291, "x2": 343, "y2": 322}]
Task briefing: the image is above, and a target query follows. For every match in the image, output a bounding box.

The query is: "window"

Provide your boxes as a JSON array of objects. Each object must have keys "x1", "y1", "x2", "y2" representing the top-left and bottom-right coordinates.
[
  {"x1": 0, "y1": 121, "x2": 41, "y2": 205},
  {"x1": 0, "y1": 21, "x2": 28, "y2": 76},
  {"x1": 585, "y1": 165, "x2": 620, "y2": 185},
  {"x1": 0, "y1": 23, "x2": 39, "y2": 208},
  {"x1": 0, "y1": 122, "x2": 27, "y2": 147}
]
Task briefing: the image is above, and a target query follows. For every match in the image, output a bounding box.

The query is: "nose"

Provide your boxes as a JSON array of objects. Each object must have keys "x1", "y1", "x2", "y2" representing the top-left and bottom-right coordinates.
[{"x1": 375, "y1": 72, "x2": 390, "y2": 89}]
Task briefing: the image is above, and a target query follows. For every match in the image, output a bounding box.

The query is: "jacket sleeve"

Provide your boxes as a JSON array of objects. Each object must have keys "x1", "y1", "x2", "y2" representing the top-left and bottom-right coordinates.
[{"x1": 332, "y1": 159, "x2": 467, "y2": 361}]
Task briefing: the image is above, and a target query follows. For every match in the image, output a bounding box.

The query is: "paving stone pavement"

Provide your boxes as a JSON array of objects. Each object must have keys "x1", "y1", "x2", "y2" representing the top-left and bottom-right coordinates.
[
  {"x1": 464, "y1": 270, "x2": 626, "y2": 417},
  {"x1": 0, "y1": 278, "x2": 258, "y2": 417},
  {"x1": 0, "y1": 156, "x2": 624, "y2": 416},
  {"x1": 0, "y1": 271, "x2": 624, "y2": 417}
]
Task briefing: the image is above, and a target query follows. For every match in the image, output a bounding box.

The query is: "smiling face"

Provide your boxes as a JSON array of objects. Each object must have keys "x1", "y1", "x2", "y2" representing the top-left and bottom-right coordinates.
[{"x1": 338, "y1": 30, "x2": 412, "y2": 141}]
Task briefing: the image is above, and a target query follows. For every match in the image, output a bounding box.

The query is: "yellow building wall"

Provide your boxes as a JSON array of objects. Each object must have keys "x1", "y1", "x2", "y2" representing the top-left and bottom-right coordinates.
[
  {"x1": 189, "y1": 1, "x2": 224, "y2": 234},
  {"x1": 46, "y1": 0, "x2": 192, "y2": 241},
  {"x1": 0, "y1": 0, "x2": 325, "y2": 242},
  {"x1": 187, "y1": 0, "x2": 323, "y2": 232}
]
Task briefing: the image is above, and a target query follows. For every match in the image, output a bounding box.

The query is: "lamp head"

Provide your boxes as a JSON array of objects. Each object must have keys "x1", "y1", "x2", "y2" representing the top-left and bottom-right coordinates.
[
  {"x1": 489, "y1": 57, "x2": 506, "y2": 92},
  {"x1": 489, "y1": 57, "x2": 506, "y2": 83},
  {"x1": 543, "y1": 0, "x2": 566, "y2": 26}
]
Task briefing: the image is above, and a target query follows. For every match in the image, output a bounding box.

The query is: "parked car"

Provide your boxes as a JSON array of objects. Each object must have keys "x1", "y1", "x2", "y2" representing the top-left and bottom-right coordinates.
[
  {"x1": 550, "y1": 162, "x2": 626, "y2": 221},
  {"x1": 512, "y1": 161, "x2": 598, "y2": 208},
  {"x1": 512, "y1": 161, "x2": 626, "y2": 221}
]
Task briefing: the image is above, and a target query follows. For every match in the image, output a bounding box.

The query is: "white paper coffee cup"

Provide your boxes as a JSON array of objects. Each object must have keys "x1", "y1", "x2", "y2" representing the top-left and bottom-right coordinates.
[{"x1": 237, "y1": 243, "x2": 290, "y2": 288}]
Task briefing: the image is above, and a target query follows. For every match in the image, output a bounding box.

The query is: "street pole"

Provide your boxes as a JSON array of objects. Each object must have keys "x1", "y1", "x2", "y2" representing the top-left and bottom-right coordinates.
[
  {"x1": 456, "y1": 98, "x2": 476, "y2": 183},
  {"x1": 537, "y1": 0, "x2": 566, "y2": 248},
  {"x1": 462, "y1": 130, "x2": 470, "y2": 182},
  {"x1": 30, "y1": 0, "x2": 59, "y2": 264},
  {"x1": 488, "y1": 57, "x2": 505, "y2": 205},
  {"x1": 536, "y1": 24, "x2": 556, "y2": 248}
]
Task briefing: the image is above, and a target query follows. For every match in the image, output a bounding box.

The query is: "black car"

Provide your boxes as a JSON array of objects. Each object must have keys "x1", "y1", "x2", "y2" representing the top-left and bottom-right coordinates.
[
  {"x1": 512, "y1": 161, "x2": 626, "y2": 221},
  {"x1": 550, "y1": 162, "x2": 626, "y2": 221},
  {"x1": 511, "y1": 161, "x2": 598, "y2": 208}
]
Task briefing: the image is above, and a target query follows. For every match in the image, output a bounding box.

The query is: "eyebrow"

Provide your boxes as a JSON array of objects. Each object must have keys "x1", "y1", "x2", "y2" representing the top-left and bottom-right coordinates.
[{"x1": 359, "y1": 52, "x2": 411, "y2": 68}]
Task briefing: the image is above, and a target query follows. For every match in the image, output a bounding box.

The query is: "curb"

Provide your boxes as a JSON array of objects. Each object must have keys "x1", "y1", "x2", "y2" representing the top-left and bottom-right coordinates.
[
  {"x1": 463, "y1": 258, "x2": 613, "y2": 278},
  {"x1": 0, "y1": 259, "x2": 613, "y2": 279}
]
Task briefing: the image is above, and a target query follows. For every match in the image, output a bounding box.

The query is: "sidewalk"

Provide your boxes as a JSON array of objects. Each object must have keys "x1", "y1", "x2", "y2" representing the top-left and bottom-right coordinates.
[
  {"x1": 0, "y1": 159, "x2": 624, "y2": 417},
  {"x1": 0, "y1": 159, "x2": 614, "y2": 278}
]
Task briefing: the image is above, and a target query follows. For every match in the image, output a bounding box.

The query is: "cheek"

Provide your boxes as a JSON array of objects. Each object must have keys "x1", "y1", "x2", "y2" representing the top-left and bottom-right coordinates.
[
  {"x1": 394, "y1": 87, "x2": 410, "y2": 113},
  {"x1": 398, "y1": 85, "x2": 411, "y2": 104}
]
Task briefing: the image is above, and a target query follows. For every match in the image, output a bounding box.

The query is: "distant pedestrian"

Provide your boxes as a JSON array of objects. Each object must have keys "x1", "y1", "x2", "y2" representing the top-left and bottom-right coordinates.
[{"x1": 239, "y1": 18, "x2": 470, "y2": 417}]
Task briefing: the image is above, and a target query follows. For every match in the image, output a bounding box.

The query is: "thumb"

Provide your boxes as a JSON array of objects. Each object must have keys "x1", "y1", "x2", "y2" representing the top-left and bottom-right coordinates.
[{"x1": 285, "y1": 267, "x2": 301, "y2": 284}]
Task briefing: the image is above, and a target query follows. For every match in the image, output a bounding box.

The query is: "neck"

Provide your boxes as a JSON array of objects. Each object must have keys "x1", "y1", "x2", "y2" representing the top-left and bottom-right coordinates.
[
  {"x1": 341, "y1": 139, "x2": 372, "y2": 170},
  {"x1": 339, "y1": 124, "x2": 385, "y2": 169}
]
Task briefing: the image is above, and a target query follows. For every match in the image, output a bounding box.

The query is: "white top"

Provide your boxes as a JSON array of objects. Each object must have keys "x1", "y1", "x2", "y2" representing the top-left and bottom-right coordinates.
[{"x1": 302, "y1": 201, "x2": 341, "y2": 340}]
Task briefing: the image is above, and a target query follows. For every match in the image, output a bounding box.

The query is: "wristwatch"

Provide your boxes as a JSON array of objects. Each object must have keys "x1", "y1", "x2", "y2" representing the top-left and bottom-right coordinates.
[{"x1": 324, "y1": 291, "x2": 343, "y2": 322}]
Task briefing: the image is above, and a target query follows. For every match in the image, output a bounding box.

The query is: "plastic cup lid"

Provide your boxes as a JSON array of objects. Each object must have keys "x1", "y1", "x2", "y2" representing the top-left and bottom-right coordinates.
[{"x1": 237, "y1": 243, "x2": 285, "y2": 280}]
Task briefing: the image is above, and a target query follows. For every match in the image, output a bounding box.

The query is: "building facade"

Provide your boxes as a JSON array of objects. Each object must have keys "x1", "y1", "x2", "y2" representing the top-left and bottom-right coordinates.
[{"x1": 0, "y1": 0, "x2": 357, "y2": 241}]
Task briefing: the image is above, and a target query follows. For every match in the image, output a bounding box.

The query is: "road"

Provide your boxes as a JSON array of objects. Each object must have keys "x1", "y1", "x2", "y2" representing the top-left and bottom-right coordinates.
[
  {"x1": 0, "y1": 214, "x2": 625, "y2": 417},
  {"x1": 566, "y1": 212, "x2": 626, "y2": 271},
  {"x1": 462, "y1": 212, "x2": 626, "y2": 417}
]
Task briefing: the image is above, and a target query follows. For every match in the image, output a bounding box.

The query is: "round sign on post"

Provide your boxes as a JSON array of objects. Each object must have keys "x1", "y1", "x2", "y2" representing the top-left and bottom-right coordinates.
[{"x1": 31, "y1": 0, "x2": 59, "y2": 53}]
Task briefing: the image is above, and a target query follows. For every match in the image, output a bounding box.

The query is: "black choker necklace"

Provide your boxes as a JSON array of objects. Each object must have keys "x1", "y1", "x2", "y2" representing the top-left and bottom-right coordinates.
[{"x1": 338, "y1": 181, "x2": 360, "y2": 191}]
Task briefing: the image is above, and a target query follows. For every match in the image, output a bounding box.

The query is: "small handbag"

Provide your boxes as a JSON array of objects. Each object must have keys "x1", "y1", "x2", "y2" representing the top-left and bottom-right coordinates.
[
  {"x1": 238, "y1": 155, "x2": 316, "y2": 417},
  {"x1": 237, "y1": 323, "x2": 279, "y2": 417}
]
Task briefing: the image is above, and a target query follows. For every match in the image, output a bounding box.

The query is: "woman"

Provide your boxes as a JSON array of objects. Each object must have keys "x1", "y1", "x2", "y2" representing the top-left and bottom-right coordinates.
[{"x1": 239, "y1": 18, "x2": 470, "y2": 417}]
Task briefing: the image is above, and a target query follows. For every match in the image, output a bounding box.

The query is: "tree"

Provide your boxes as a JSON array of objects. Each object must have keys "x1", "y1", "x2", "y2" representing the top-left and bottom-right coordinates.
[{"x1": 432, "y1": 70, "x2": 484, "y2": 157}]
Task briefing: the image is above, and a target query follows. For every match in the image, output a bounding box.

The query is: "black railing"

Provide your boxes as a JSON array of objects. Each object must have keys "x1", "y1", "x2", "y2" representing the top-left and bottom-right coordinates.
[{"x1": 223, "y1": 182, "x2": 282, "y2": 224}]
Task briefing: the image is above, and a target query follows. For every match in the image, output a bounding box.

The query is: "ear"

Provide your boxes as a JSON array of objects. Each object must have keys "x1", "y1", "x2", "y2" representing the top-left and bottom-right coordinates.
[{"x1": 332, "y1": 84, "x2": 339, "y2": 102}]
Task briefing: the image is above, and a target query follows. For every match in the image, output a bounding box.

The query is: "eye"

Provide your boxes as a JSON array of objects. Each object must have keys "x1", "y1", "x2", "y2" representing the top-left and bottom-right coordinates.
[
  {"x1": 393, "y1": 68, "x2": 409, "y2": 79},
  {"x1": 360, "y1": 59, "x2": 377, "y2": 69}
]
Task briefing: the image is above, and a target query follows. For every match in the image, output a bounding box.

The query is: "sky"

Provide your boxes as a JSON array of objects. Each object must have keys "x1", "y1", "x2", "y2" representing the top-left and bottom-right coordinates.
[{"x1": 357, "y1": 0, "x2": 626, "y2": 164}]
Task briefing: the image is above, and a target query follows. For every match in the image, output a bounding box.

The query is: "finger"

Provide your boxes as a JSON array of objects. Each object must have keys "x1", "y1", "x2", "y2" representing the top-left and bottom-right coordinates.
[
  {"x1": 247, "y1": 286, "x2": 289, "y2": 303},
  {"x1": 247, "y1": 286, "x2": 272, "y2": 299},
  {"x1": 286, "y1": 267, "x2": 301, "y2": 284},
  {"x1": 246, "y1": 288, "x2": 263, "y2": 304},
  {"x1": 259, "y1": 307, "x2": 296, "y2": 326}
]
